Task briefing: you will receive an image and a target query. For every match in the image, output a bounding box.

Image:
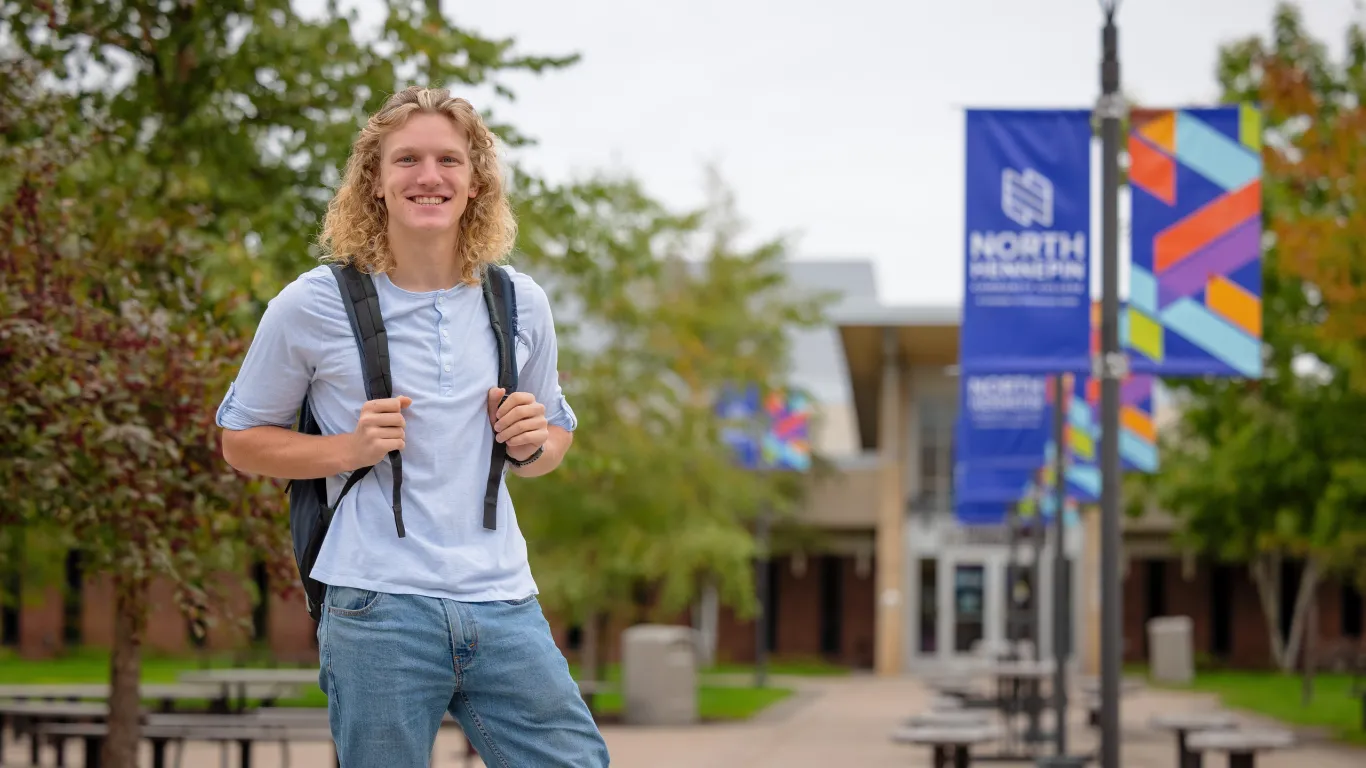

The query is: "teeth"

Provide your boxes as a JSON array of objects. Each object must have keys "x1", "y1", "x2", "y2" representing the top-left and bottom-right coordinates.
[{"x1": 412, "y1": 196, "x2": 446, "y2": 205}]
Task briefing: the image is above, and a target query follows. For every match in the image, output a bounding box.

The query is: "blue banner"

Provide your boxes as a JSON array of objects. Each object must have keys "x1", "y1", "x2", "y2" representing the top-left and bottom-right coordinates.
[
  {"x1": 952, "y1": 373, "x2": 1051, "y2": 524},
  {"x1": 961, "y1": 109, "x2": 1094, "y2": 375}
]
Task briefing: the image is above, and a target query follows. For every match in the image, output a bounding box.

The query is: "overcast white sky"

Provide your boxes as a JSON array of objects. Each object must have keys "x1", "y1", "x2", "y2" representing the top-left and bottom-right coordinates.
[{"x1": 319, "y1": 0, "x2": 1359, "y2": 306}]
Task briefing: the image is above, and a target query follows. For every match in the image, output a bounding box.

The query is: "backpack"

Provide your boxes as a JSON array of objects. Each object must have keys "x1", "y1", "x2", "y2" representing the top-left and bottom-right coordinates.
[{"x1": 288, "y1": 262, "x2": 520, "y2": 621}]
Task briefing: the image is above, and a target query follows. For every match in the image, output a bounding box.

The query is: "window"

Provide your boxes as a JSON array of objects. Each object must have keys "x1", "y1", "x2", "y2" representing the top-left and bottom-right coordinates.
[
  {"x1": 918, "y1": 559, "x2": 938, "y2": 653},
  {"x1": 1343, "y1": 583, "x2": 1363, "y2": 639},
  {"x1": 911, "y1": 396, "x2": 956, "y2": 515},
  {"x1": 63, "y1": 550, "x2": 84, "y2": 646},
  {"x1": 251, "y1": 560, "x2": 269, "y2": 644}
]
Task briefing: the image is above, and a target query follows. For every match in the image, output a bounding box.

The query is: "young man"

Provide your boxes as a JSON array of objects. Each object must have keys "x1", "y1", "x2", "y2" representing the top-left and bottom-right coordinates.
[{"x1": 216, "y1": 86, "x2": 609, "y2": 767}]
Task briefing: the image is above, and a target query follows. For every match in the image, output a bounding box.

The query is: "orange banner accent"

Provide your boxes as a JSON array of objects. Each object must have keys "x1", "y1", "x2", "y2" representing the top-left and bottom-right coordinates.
[
  {"x1": 1129, "y1": 135, "x2": 1175, "y2": 205},
  {"x1": 1154, "y1": 181, "x2": 1262, "y2": 273},
  {"x1": 1137, "y1": 111, "x2": 1175, "y2": 153},
  {"x1": 1121, "y1": 405, "x2": 1157, "y2": 443},
  {"x1": 1205, "y1": 274, "x2": 1262, "y2": 337}
]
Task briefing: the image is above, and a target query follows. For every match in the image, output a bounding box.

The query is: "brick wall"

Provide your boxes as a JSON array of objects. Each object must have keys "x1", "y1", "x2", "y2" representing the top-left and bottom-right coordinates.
[
  {"x1": 1120, "y1": 557, "x2": 1365, "y2": 670},
  {"x1": 11, "y1": 550, "x2": 1357, "y2": 673}
]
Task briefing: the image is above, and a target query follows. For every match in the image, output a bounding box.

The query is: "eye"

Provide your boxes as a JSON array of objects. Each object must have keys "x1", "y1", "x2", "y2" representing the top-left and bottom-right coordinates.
[
  {"x1": 442, "y1": 156, "x2": 462, "y2": 165},
  {"x1": 397, "y1": 155, "x2": 415, "y2": 164}
]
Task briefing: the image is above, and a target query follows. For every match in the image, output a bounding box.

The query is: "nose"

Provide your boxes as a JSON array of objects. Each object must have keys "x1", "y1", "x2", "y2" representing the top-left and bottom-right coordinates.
[{"x1": 415, "y1": 157, "x2": 442, "y2": 187}]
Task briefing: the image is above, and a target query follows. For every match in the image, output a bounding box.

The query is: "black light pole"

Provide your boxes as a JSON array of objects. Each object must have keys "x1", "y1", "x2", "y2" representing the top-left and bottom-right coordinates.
[
  {"x1": 754, "y1": 506, "x2": 770, "y2": 689},
  {"x1": 1097, "y1": 2, "x2": 1125, "y2": 768},
  {"x1": 1051, "y1": 375, "x2": 1069, "y2": 756}
]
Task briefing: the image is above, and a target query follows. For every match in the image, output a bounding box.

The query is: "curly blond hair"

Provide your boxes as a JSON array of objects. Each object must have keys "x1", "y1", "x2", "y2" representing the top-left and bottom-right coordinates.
[{"x1": 317, "y1": 86, "x2": 516, "y2": 285}]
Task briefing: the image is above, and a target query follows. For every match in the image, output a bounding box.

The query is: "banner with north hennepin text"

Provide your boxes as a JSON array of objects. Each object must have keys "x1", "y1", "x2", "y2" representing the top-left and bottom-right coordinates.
[
  {"x1": 952, "y1": 372, "x2": 1050, "y2": 525},
  {"x1": 961, "y1": 109, "x2": 1094, "y2": 375}
]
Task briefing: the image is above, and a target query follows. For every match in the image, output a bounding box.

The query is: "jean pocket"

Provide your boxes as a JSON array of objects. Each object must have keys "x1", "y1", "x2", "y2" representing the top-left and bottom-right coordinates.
[
  {"x1": 498, "y1": 593, "x2": 538, "y2": 607},
  {"x1": 325, "y1": 585, "x2": 384, "y2": 616}
]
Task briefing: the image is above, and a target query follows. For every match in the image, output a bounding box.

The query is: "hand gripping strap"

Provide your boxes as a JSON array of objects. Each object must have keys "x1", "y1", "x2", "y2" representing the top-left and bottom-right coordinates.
[
  {"x1": 331, "y1": 264, "x2": 405, "y2": 538},
  {"x1": 480, "y1": 265, "x2": 519, "y2": 530}
]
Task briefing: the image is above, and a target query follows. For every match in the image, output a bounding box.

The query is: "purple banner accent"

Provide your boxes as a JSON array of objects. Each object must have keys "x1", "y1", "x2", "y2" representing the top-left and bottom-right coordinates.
[
  {"x1": 1157, "y1": 217, "x2": 1261, "y2": 307},
  {"x1": 1121, "y1": 374, "x2": 1154, "y2": 407}
]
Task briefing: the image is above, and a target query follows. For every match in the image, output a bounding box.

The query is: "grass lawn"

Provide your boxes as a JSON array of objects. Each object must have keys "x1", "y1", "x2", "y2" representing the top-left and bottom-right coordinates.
[
  {"x1": 0, "y1": 647, "x2": 815, "y2": 721},
  {"x1": 590, "y1": 685, "x2": 793, "y2": 721},
  {"x1": 1148, "y1": 669, "x2": 1365, "y2": 746}
]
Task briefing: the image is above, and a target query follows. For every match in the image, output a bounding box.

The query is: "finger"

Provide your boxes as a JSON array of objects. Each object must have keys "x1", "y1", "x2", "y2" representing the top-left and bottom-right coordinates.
[
  {"x1": 494, "y1": 403, "x2": 545, "y2": 432},
  {"x1": 506, "y1": 429, "x2": 548, "y2": 448},
  {"x1": 377, "y1": 438, "x2": 405, "y2": 453},
  {"x1": 365, "y1": 412, "x2": 406, "y2": 428},
  {"x1": 496, "y1": 392, "x2": 536, "y2": 420},
  {"x1": 374, "y1": 426, "x2": 406, "y2": 440},
  {"x1": 487, "y1": 387, "x2": 505, "y2": 421},
  {"x1": 368, "y1": 396, "x2": 411, "y2": 413},
  {"x1": 497, "y1": 417, "x2": 546, "y2": 443}
]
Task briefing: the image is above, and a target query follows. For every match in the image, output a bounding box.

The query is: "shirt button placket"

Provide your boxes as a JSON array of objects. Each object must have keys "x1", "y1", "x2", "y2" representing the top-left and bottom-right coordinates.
[{"x1": 437, "y1": 293, "x2": 454, "y2": 395}]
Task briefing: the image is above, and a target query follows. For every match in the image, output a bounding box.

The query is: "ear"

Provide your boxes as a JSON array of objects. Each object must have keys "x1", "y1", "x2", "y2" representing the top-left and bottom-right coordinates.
[{"x1": 468, "y1": 185, "x2": 479, "y2": 199}]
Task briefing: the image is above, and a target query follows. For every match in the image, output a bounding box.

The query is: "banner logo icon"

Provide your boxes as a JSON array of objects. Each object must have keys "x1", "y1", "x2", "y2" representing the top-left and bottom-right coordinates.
[{"x1": 1002, "y1": 167, "x2": 1054, "y2": 228}]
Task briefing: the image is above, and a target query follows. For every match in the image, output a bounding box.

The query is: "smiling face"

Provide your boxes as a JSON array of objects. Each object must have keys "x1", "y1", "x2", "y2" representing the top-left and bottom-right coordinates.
[{"x1": 375, "y1": 112, "x2": 479, "y2": 237}]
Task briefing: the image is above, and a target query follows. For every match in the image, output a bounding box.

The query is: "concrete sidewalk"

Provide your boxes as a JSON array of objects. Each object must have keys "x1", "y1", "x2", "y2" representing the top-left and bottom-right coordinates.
[{"x1": 12, "y1": 673, "x2": 1366, "y2": 766}]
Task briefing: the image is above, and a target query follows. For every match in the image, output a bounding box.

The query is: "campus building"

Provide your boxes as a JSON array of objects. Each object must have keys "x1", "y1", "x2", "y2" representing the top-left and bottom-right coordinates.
[{"x1": 3, "y1": 260, "x2": 1362, "y2": 670}]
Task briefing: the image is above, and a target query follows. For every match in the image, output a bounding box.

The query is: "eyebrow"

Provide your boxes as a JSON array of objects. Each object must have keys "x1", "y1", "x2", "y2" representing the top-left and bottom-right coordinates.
[{"x1": 389, "y1": 146, "x2": 468, "y2": 159}]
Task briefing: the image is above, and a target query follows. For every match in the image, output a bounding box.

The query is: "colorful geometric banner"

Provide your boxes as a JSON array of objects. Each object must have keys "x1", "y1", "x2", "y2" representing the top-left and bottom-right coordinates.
[
  {"x1": 760, "y1": 389, "x2": 813, "y2": 471},
  {"x1": 1126, "y1": 105, "x2": 1264, "y2": 377},
  {"x1": 715, "y1": 384, "x2": 812, "y2": 472},
  {"x1": 960, "y1": 109, "x2": 1095, "y2": 375}
]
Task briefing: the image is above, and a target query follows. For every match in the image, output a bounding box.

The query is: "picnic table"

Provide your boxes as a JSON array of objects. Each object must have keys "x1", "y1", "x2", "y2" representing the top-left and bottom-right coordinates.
[
  {"x1": 0, "y1": 681, "x2": 304, "y2": 712},
  {"x1": 1186, "y1": 726, "x2": 1295, "y2": 768},
  {"x1": 990, "y1": 660, "x2": 1055, "y2": 748},
  {"x1": 1149, "y1": 710, "x2": 1238, "y2": 768},
  {"x1": 891, "y1": 723, "x2": 1003, "y2": 768},
  {"x1": 177, "y1": 669, "x2": 320, "y2": 713},
  {"x1": 35, "y1": 719, "x2": 335, "y2": 768},
  {"x1": 903, "y1": 710, "x2": 995, "y2": 729},
  {"x1": 0, "y1": 700, "x2": 131, "y2": 766}
]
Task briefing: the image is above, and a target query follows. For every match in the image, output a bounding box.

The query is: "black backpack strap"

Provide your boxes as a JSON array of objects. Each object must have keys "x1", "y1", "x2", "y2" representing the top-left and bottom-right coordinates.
[
  {"x1": 480, "y1": 264, "x2": 519, "y2": 530},
  {"x1": 330, "y1": 264, "x2": 405, "y2": 538}
]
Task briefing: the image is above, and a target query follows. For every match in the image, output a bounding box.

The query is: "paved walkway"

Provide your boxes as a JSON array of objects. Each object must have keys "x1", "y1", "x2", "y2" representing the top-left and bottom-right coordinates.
[{"x1": 11, "y1": 674, "x2": 1366, "y2": 766}]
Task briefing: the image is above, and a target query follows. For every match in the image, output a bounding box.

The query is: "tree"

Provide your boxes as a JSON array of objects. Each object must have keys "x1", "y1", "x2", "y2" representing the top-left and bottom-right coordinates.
[
  {"x1": 0, "y1": 58, "x2": 287, "y2": 764},
  {"x1": 3, "y1": 0, "x2": 578, "y2": 307},
  {"x1": 1146, "y1": 3, "x2": 1366, "y2": 672},
  {"x1": 1, "y1": 3, "x2": 576, "y2": 764},
  {"x1": 506, "y1": 169, "x2": 830, "y2": 684}
]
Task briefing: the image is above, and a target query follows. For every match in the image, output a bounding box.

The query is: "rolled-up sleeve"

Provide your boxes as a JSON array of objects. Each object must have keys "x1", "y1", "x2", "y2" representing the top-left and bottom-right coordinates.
[
  {"x1": 512, "y1": 271, "x2": 577, "y2": 433},
  {"x1": 215, "y1": 273, "x2": 320, "y2": 431}
]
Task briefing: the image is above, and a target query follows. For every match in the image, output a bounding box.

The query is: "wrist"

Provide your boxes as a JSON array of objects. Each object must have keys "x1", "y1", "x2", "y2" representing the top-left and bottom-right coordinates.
[
  {"x1": 506, "y1": 444, "x2": 544, "y2": 465},
  {"x1": 333, "y1": 433, "x2": 364, "y2": 474}
]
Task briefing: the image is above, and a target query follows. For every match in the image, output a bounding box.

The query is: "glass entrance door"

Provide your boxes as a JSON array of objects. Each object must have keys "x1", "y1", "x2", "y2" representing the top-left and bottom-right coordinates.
[{"x1": 953, "y1": 563, "x2": 987, "y2": 653}]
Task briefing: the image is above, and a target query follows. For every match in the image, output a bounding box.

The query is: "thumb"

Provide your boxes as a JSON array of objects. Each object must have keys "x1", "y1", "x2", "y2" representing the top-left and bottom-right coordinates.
[{"x1": 487, "y1": 387, "x2": 505, "y2": 420}]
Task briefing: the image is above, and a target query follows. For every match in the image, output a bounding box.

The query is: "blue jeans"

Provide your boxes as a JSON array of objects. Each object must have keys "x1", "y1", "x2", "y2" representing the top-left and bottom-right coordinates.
[{"x1": 317, "y1": 585, "x2": 610, "y2": 767}]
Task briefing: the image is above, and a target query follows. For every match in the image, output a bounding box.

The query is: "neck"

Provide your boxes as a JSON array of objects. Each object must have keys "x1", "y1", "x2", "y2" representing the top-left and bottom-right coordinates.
[{"x1": 386, "y1": 226, "x2": 461, "y2": 292}]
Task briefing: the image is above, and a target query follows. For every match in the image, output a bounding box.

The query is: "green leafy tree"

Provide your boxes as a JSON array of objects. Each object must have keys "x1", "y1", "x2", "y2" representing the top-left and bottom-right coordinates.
[
  {"x1": 0, "y1": 59, "x2": 287, "y2": 765},
  {"x1": 507, "y1": 170, "x2": 829, "y2": 683},
  {"x1": 1146, "y1": 3, "x2": 1366, "y2": 672},
  {"x1": 3, "y1": 0, "x2": 577, "y2": 306}
]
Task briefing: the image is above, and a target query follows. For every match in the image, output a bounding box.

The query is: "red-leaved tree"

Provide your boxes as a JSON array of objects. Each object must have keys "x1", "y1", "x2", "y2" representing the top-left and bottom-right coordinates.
[{"x1": 0, "y1": 59, "x2": 293, "y2": 767}]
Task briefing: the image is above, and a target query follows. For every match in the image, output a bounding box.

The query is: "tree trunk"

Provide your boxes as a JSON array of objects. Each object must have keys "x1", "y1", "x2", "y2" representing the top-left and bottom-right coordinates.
[
  {"x1": 1249, "y1": 555, "x2": 1322, "y2": 673},
  {"x1": 580, "y1": 611, "x2": 601, "y2": 686},
  {"x1": 1249, "y1": 555, "x2": 1288, "y2": 669},
  {"x1": 103, "y1": 573, "x2": 148, "y2": 768},
  {"x1": 1282, "y1": 559, "x2": 1322, "y2": 675},
  {"x1": 1301, "y1": 590, "x2": 1318, "y2": 706}
]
